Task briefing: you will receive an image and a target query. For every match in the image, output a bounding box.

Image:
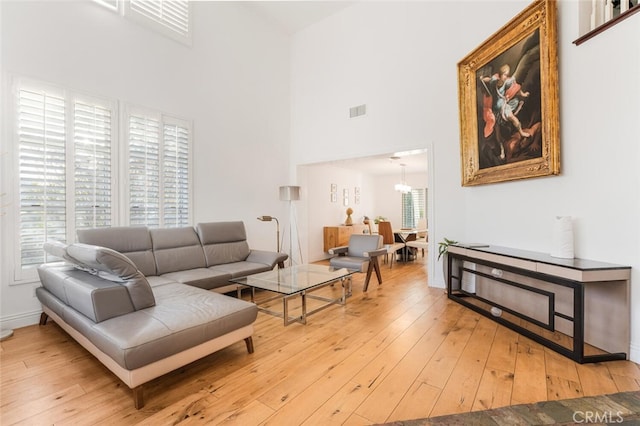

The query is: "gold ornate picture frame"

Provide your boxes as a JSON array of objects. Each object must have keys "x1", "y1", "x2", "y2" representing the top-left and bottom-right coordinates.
[{"x1": 458, "y1": 0, "x2": 560, "y2": 186}]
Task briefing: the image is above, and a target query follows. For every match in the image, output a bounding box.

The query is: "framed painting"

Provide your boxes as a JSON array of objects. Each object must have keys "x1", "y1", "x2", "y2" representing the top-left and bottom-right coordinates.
[{"x1": 458, "y1": 0, "x2": 560, "y2": 186}]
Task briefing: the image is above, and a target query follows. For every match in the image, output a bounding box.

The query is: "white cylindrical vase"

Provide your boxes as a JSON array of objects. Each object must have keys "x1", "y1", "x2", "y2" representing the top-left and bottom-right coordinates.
[{"x1": 550, "y1": 216, "x2": 574, "y2": 259}]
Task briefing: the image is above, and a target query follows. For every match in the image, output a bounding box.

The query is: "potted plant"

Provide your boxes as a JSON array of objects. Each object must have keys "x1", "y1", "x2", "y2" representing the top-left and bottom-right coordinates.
[
  {"x1": 371, "y1": 216, "x2": 386, "y2": 234},
  {"x1": 437, "y1": 237, "x2": 458, "y2": 261},
  {"x1": 438, "y1": 238, "x2": 459, "y2": 290},
  {"x1": 373, "y1": 216, "x2": 386, "y2": 224}
]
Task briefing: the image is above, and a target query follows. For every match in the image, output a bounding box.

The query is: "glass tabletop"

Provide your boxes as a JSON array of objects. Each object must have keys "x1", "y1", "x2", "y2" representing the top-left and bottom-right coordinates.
[{"x1": 230, "y1": 264, "x2": 354, "y2": 295}]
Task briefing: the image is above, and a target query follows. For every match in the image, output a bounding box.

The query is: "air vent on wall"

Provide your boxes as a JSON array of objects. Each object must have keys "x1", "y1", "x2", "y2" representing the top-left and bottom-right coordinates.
[{"x1": 349, "y1": 104, "x2": 366, "y2": 118}]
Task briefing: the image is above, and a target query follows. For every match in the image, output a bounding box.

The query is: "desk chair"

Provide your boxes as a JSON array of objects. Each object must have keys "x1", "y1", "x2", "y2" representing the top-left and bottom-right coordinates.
[
  {"x1": 328, "y1": 234, "x2": 386, "y2": 291},
  {"x1": 377, "y1": 221, "x2": 405, "y2": 268}
]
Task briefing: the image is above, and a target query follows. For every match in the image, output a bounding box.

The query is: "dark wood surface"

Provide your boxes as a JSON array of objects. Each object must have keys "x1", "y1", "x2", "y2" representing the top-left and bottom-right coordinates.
[{"x1": 574, "y1": 5, "x2": 640, "y2": 46}]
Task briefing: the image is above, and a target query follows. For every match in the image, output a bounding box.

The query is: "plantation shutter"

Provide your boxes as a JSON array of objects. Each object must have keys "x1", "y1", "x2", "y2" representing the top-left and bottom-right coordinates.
[
  {"x1": 402, "y1": 188, "x2": 426, "y2": 229},
  {"x1": 18, "y1": 89, "x2": 67, "y2": 267},
  {"x1": 162, "y1": 122, "x2": 190, "y2": 227},
  {"x1": 74, "y1": 101, "x2": 112, "y2": 230},
  {"x1": 128, "y1": 115, "x2": 161, "y2": 227},
  {"x1": 129, "y1": 0, "x2": 190, "y2": 37},
  {"x1": 402, "y1": 192, "x2": 415, "y2": 228},
  {"x1": 413, "y1": 188, "x2": 426, "y2": 224}
]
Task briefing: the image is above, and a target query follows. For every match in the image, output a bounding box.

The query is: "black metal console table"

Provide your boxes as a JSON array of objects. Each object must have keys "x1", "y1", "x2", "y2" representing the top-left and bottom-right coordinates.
[{"x1": 447, "y1": 245, "x2": 630, "y2": 364}]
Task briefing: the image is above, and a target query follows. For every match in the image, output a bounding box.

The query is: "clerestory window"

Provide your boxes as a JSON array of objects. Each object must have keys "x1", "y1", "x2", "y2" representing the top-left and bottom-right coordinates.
[{"x1": 94, "y1": 0, "x2": 192, "y2": 45}]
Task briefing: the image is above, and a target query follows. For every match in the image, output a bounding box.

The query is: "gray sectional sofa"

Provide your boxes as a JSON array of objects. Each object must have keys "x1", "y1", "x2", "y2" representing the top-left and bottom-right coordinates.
[{"x1": 36, "y1": 221, "x2": 288, "y2": 408}]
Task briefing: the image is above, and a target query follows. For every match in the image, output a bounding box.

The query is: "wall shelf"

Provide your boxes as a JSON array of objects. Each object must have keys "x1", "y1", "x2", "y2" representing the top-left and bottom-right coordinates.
[{"x1": 574, "y1": 5, "x2": 640, "y2": 46}]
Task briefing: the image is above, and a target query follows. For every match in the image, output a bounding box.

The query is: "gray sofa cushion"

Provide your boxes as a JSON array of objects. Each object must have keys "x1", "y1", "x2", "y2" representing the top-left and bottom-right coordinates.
[
  {"x1": 208, "y1": 262, "x2": 272, "y2": 279},
  {"x1": 246, "y1": 249, "x2": 289, "y2": 269},
  {"x1": 196, "y1": 222, "x2": 251, "y2": 266},
  {"x1": 77, "y1": 226, "x2": 157, "y2": 277},
  {"x1": 64, "y1": 283, "x2": 258, "y2": 370},
  {"x1": 37, "y1": 264, "x2": 136, "y2": 323},
  {"x1": 66, "y1": 243, "x2": 155, "y2": 311},
  {"x1": 150, "y1": 227, "x2": 207, "y2": 275},
  {"x1": 160, "y1": 268, "x2": 232, "y2": 290},
  {"x1": 42, "y1": 240, "x2": 76, "y2": 263}
]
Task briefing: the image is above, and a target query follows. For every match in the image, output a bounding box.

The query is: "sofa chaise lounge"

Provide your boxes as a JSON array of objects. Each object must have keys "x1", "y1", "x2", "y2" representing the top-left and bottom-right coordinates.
[{"x1": 36, "y1": 221, "x2": 287, "y2": 408}]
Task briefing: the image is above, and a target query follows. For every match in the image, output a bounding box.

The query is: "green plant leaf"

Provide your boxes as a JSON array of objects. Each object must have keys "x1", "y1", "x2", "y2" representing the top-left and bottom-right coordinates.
[{"x1": 437, "y1": 238, "x2": 458, "y2": 261}]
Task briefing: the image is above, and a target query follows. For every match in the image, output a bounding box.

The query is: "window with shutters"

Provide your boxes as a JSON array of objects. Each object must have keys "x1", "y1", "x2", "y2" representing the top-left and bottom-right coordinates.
[
  {"x1": 74, "y1": 101, "x2": 113, "y2": 230},
  {"x1": 162, "y1": 120, "x2": 190, "y2": 227},
  {"x1": 126, "y1": 108, "x2": 191, "y2": 228},
  {"x1": 16, "y1": 84, "x2": 116, "y2": 276},
  {"x1": 18, "y1": 88, "x2": 67, "y2": 269},
  {"x1": 92, "y1": 0, "x2": 191, "y2": 45},
  {"x1": 12, "y1": 79, "x2": 191, "y2": 282},
  {"x1": 402, "y1": 188, "x2": 427, "y2": 229},
  {"x1": 123, "y1": 0, "x2": 191, "y2": 45}
]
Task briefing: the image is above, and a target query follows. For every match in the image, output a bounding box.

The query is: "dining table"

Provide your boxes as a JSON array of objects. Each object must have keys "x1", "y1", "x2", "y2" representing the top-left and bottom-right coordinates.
[{"x1": 393, "y1": 228, "x2": 427, "y2": 260}]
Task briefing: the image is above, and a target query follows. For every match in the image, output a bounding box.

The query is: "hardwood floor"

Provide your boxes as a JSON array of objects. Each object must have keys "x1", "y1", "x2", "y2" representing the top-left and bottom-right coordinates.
[{"x1": 2, "y1": 255, "x2": 639, "y2": 425}]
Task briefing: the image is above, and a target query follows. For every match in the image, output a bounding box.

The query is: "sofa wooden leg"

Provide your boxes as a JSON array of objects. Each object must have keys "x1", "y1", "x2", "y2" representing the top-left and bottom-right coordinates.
[
  {"x1": 244, "y1": 337, "x2": 254, "y2": 354},
  {"x1": 39, "y1": 312, "x2": 49, "y2": 326},
  {"x1": 133, "y1": 386, "x2": 144, "y2": 409}
]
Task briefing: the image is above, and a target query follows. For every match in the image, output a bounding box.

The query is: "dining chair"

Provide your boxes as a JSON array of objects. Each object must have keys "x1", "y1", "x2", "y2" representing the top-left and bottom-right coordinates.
[
  {"x1": 328, "y1": 234, "x2": 386, "y2": 291},
  {"x1": 377, "y1": 221, "x2": 405, "y2": 268},
  {"x1": 406, "y1": 237, "x2": 428, "y2": 258},
  {"x1": 405, "y1": 220, "x2": 428, "y2": 259}
]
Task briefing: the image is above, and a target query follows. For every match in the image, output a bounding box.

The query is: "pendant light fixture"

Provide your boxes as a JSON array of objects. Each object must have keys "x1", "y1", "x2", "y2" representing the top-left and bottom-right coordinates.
[{"x1": 394, "y1": 163, "x2": 412, "y2": 194}]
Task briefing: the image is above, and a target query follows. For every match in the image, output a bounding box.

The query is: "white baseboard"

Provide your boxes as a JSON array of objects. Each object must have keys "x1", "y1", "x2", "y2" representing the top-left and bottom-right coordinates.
[
  {"x1": 0, "y1": 309, "x2": 42, "y2": 332},
  {"x1": 629, "y1": 341, "x2": 640, "y2": 364}
]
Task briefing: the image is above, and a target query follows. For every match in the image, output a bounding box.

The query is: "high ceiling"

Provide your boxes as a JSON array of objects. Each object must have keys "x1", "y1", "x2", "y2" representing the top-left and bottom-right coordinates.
[
  {"x1": 246, "y1": 1, "x2": 428, "y2": 176},
  {"x1": 247, "y1": 1, "x2": 356, "y2": 34}
]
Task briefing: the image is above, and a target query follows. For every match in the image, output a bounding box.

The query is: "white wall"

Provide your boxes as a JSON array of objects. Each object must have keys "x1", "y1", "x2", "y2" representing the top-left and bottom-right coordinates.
[
  {"x1": 290, "y1": 1, "x2": 640, "y2": 362},
  {"x1": 0, "y1": 2, "x2": 291, "y2": 329},
  {"x1": 302, "y1": 164, "x2": 375, "y2": 262},
  {"x1": 301, "y1": 160, "x2": 427, "y2": 263}
]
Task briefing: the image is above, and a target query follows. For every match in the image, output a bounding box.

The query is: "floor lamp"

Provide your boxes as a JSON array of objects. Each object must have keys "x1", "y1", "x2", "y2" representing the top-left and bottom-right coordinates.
[
  {"x1": 279, "y1": 185, "x2": 303, "y2": 266},
  {"x1": 256, "y1": 215, "x2": 280, "y2": 252}
]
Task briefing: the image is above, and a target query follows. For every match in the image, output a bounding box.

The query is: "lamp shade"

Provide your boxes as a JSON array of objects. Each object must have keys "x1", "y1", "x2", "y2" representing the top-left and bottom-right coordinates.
[{"x1": 279, "y1": 185, "x2": 300, "y2": 201}]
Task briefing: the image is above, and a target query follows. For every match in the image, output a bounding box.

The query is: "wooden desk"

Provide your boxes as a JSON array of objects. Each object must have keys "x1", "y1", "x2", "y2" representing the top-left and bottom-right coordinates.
[{"x1": 447, "y1": 245, "x2": 630, "y2": 364}]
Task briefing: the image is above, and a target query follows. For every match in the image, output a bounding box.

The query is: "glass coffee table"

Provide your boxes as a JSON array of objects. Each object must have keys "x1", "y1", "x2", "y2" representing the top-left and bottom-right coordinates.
[{"x1": 231, "y1": 264, "x2": 354, "y2": 326}]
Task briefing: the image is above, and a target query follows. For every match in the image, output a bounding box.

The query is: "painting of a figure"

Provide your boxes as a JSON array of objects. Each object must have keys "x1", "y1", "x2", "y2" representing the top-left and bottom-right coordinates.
[
  {"x1": 476, "y1": 31, "x2": 541, "y2": 169},
  {"x1": 457, "y1": 0, "x2": 559, "y2": 186}
]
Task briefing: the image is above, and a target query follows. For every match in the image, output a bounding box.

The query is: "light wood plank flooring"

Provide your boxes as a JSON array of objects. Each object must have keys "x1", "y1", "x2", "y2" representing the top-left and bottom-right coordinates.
[{"x1": 2, "y1": 255, "x2": 639, "y2": 425}]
